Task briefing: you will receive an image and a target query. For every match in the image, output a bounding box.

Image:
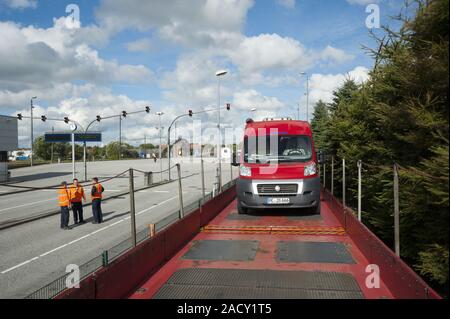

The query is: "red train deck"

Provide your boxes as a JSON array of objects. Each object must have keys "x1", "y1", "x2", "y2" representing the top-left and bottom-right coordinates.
[
  {"x1": 56, "y1": 186, "x2": 439, "y2": 299},
  {"x1": 129, "y1": 198, "x2": 393, "y2": 299}
]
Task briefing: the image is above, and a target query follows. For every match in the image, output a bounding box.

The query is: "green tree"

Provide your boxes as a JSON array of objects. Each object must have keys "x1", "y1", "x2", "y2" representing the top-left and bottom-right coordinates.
[{"x1": 313, "y1": 0, "x2": 449, "y2": 294}]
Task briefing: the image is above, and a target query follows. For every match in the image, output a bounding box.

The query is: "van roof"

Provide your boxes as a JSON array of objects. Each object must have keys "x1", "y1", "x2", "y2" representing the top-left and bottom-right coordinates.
[{"x1": 244, "y1": 119, "x2": 312, "y2": 136}]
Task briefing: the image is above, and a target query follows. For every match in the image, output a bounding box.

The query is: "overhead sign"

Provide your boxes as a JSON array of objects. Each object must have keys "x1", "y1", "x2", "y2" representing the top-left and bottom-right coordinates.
[
  {"x1": 74, "y1": 132, "x2": 102, "y2": 142},
  {"x1": 44, "y1": 133, "x2": 72, "y2": 143},
  {"x1": 45, "y1": 132, "x2": 102, "y2": 143}
]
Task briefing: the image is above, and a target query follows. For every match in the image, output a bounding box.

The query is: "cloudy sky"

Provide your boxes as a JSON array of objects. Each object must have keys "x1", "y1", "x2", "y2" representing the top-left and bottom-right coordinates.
[{"x1": 0, "y1": 0, "x2": 406, "y2": 147}]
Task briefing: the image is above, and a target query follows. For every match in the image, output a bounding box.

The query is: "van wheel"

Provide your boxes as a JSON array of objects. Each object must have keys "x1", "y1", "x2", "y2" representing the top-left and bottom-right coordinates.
[
  {"x1": 313, "y1": 204, "x2": 321, "y2": 215},
  {"x1": 237, "y1": 201, "x2": 248, "y2": 215}
]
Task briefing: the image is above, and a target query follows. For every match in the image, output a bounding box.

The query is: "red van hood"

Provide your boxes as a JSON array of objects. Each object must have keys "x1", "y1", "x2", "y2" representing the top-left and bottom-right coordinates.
[{"x1": 241, "y1": 162, "x2": 316, "y2": 180}]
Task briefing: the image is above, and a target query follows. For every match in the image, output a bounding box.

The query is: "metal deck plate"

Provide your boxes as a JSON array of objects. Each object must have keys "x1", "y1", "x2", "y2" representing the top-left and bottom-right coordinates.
[
  {"x1": 182, "y1": 240, "x2": 259, "y2": 261},
  {"x1": 153, "y1": 268, "x2": 364, "y2": 299},
  {"x1": 287, "y1": 214, "x2": 323, "y2": 221},
  {"x1": 276, "y1": 241, "x2": 355, "y2": 264},
  {"x1": 226, "y1": 214, "x2": 261, "y2": 220}
]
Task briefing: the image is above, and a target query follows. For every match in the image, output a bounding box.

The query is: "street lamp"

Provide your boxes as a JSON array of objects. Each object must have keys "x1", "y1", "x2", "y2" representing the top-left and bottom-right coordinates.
[
  {"x1": 156, "y1": 111, "x2": 164, "y2": 181},
  {"x1": 300, "y1": 72, "x2": 310, "y2": 122},
  {"x1": 30, "y1": 96, "x2": 37, "y2": 166},
  {"x1": 216, "y1": 69, "x2": 228, "y2": 192}
]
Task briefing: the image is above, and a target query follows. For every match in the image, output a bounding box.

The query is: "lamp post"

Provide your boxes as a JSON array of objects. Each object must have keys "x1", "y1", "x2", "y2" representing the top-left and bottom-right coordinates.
[
  {"x1": 300, "y1": 72, "x2": 310, "y2": 122},
  {"x1": 216, "y1": 70, "x2": 228, "y2": 192},
  {"x1": 156, "y1": 112, "x2": 164, "y2": 181},
  {"x1": 30, "y1": 97, "x2": 37, "y2": 166}
]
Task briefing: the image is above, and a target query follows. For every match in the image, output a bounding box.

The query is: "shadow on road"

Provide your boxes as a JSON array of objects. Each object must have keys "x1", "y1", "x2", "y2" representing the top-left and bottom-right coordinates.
[
  {"x1": 69, "y1": 210, "x2": 134, "y2": 227},
  {"x1": 9, "y1": 172, "x2": 72, "y2": 183}
]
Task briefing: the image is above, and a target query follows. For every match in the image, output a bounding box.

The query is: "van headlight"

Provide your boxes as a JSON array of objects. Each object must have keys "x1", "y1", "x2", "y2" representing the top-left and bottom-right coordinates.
[
  {"x1": 304, "y1": 162, "x2": 317, "y2": 176},
  {"x1": 240, "y1": 166, "x2": 251, "y2": 177}
]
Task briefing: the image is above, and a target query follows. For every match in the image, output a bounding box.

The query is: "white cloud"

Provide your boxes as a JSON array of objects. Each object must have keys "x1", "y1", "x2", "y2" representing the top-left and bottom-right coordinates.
[
  {"x1": 125, "y1": 38, "x2": 152, "y2": 52},
  {"x1": 307, "y1": 66, "x2": 370, "y2": 105},
  {"x1": 2, "y1": 0, "x2": 36, "y2": 9},
  {"x1": 228, "y1": 33, "x2": 314, "y2": 72},
  {"x1": 96, "y1": 0, "x2": 254, "y2": 48},
  {"x1": 320, "y1": 45, "x2": 355, "y2": 64},
  {"x1": 233, "y1": 89, "x2": 284, "y2": 111},
  {"x1": 0, "y1": 18, "x2": 153, "y2": 92},
  {"x1": 276, "y1": 0, "x2": 295, "y2": 9}
]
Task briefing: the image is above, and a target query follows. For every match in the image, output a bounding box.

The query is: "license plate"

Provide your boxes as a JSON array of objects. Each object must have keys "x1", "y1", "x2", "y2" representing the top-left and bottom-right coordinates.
[{"x1": 266, "y1": 197, "x2": 290, "y2": 205}]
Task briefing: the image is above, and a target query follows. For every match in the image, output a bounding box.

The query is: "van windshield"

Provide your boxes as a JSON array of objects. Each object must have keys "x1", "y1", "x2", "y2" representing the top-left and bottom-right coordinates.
[{"x1": 244, "y1": 135, "x2": 313, "y2": 163}]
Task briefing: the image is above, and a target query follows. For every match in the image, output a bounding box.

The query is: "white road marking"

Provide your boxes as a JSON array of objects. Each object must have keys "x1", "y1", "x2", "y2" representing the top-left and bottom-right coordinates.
[
  {"x1": 0, "y1": 196, "x2": 178, "y2": 274},
  {"x1": 0, "y1": 198, "x2": 54, "y2": 214}
]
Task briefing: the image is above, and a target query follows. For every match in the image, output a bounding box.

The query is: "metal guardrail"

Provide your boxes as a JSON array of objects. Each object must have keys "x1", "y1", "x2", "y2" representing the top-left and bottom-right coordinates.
[{"x1": 25, "y1": 179, "x2": 236, "y2": 299}]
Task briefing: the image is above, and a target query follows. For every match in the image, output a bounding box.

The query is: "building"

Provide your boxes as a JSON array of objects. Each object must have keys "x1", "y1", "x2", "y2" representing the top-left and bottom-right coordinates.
[{"x1": 0, "y1": 115, "x2": 18, "y2": 182}]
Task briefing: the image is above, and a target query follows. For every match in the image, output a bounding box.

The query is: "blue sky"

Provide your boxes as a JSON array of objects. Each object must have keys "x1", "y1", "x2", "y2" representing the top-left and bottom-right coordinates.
[{"x1": 0, "y1": 0, "x2": 408, "y2": 147}]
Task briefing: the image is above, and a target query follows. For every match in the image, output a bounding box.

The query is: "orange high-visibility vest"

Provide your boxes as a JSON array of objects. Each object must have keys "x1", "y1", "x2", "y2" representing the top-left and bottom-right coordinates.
[
  {"x1": 91, "y1": 183, "x2": 103, "y2": 200},
  {"x1": 58, "y1": 187, "x2": 70, "y2": 207},
  {"x1": 70, "y1": 185, "x2": 85, "y2": 203}
]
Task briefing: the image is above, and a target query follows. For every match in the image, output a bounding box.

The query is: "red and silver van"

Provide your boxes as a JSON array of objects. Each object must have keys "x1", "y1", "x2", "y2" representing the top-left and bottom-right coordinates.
[{"x1": 233, "y1": 118, "x2": 322, "y2": 215}]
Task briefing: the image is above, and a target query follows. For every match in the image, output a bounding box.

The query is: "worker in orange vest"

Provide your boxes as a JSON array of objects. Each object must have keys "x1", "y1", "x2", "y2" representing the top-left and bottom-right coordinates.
[
  {"x1": 70, "y1": 178, "x2": 86, "y2": 225},
  {"x1": 91, "y1": 177, "x2": 104, "y2": 224},
  {"x1": 58, "y1": 181, "x2": 71, "y2": 230}
]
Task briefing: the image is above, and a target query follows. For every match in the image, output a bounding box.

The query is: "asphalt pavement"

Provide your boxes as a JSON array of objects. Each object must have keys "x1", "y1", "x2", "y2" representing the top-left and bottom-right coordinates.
[{"x1": 0, "y1": 158, "x2": 238, "y2": 298}]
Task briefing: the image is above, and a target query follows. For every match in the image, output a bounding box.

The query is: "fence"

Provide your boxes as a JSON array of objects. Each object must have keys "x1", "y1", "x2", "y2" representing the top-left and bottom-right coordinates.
[{"x1": 24, "y1": 162, "x2": 235, "y2": 299}]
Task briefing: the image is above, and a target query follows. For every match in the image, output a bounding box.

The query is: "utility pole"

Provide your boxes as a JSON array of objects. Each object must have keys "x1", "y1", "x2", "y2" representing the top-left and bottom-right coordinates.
[
  {"x1": 300, "y1": 72, "x2": 309, "y2": 122},
  {"x1": 144, "y1": 134, "x2": 146, "y2": 159},
  {"x1": 119, "y1": 115, "x2": 122, "y2": 160},
  {"x1": 51, "y1": 126, "x2": 54, "y2": 164},
  {"x1": 216, "y1": 70, "x2": 228, "y2": 192},
  {"x1": 156, "y1": 112, "x2": 164, "y2": 181},
  {"x1": 394, "y1": 163, "x2": 400, "y2": 257},
  {"x1": 30, "y1": 97, "x2": 37, "y2": 166}
]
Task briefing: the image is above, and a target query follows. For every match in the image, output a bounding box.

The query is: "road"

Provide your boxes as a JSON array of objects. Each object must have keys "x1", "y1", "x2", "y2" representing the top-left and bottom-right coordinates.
[
  {"x1": 0, "y1": 158, "x2": 238, "y2": 298},
  {"x1": 0, "y1": 158, "x2": 233, "y2": 223}
]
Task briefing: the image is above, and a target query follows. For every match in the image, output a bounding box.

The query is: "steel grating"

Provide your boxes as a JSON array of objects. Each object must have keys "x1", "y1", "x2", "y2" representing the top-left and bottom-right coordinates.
[
  {"x1": 182, "y1": 240, "x2": 259, "y2": 261},
  {"x1": 276, "y1": 241, "x2": 355, "y2": 264},
  {"x1": 287, "y1": 214, "x2": 323, "y2": 221},
  {"x1": 226, "y1": 214, "x2": 262, "y2": 220},
  {"x1": 153, "y1": 268, "x2": 364, "y2": 299},
  {"x1": 202, "y1": 225, "x2": 345, "y2": 236}
]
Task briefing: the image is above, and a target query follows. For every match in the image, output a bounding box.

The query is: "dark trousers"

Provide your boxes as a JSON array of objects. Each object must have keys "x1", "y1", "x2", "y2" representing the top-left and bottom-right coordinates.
[
  {"x1": 60, "y1": 206, "x2": 69, "y2": 228},
  {"x1": 72, "y1": 202, "x2": 84, "y2": 223},
  {"x1": 92, "y1": 199, "x2": 103, "y2": 223}
]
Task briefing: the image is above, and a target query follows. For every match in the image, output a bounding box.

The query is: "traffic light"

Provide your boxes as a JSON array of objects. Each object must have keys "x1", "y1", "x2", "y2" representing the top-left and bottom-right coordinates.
[
  {"x1": 188, "y1": 110, "x2": 193, "y2": 117},
  {"x1": 17, "y1": 113, "x2": 23, "y2": 120},
  {"x1": 64, "y1": 117, "x2": 70, "y2": 124},
  {"x1": 41, "y1": 115, "x2": 47, "y2": 122},
  {"x1": 96, "y1": 115, "x2": 101, "y2": 122},
  {"x1": 145, "y1": 106, "x2": 150, "y2": 113},
  {"x1": 122, "y1": 111, "x2": 127, "y2": 118},
  {"x1": 226, "y1": 103, "x2": 231, "y2": 111}
]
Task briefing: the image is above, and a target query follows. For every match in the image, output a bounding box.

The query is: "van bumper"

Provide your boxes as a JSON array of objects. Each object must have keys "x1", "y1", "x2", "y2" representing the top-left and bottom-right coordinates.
[{"x1": 236, "y1": 177, "x2": 320, "y2": 209}]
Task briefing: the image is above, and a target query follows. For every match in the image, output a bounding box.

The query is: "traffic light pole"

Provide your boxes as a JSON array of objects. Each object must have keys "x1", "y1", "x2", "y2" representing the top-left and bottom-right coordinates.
[
  {"x1": 166, "y1": 106, "x2": 230, "y2": 180},
  {"x1": 83, "y1": 108, "x2": 150, "y2": 181},
  {"x1": 30, "y1": 98, "x2": 34, "y2": 167}
]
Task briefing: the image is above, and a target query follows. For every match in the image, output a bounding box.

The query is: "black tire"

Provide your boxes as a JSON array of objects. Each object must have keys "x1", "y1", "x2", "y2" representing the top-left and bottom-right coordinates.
[
  {"x1": 237, "y1": 201, "x2": 248, "y2": 215},
  {"x1": 313, "y1": 203, "x2": 321, "y2": 215}
]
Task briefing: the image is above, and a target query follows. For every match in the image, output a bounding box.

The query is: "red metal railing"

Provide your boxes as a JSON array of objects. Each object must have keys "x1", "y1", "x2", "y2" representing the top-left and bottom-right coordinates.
[{"x1": 322, "y1": 187, "x2": 441, "y2": 299}]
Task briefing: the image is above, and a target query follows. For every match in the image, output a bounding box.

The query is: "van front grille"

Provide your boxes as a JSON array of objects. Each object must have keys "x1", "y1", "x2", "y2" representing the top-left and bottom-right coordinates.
[{"x1": 257, "y1": 184, "x2": 298, "y2": 195}]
